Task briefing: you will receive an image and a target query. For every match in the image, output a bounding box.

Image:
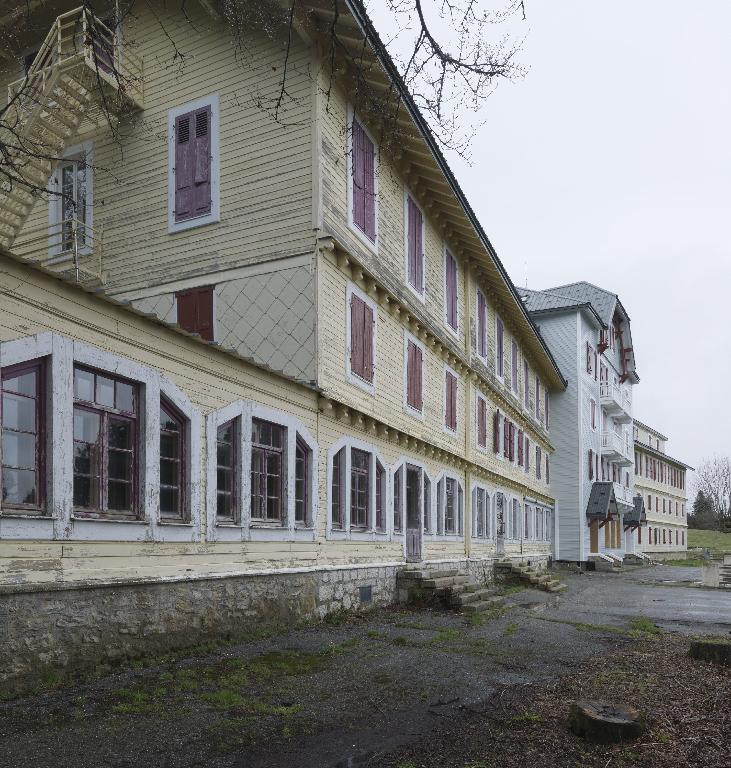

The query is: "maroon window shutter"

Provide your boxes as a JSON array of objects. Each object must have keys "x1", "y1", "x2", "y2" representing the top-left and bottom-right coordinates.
[
  {"x1": 586, "y1": 342, "x2": 592, "y2": 374},
  {"x1": 588, "y1": 449, "x2": 594, "y2": 480},
  {"x1": 362, "y1": 301, "x2": 374, "y2": 382},
  {"x1": 517, "y1": 429, "x2": 524, "y2": 466},
  {"x1": 477, "y1": 291, "x2": 486, "y2": 357},
  {"x1": 544, "y1": 391, "x2": 550, "y2": 429},
  {"x1": 509, "y1": 422, "x2": 515, "y2": 462},
  {"x1": 449, "y1": 372, "x2": 457, "y2": 430},
  {"x1": 407, "y1": 197, "x2": 423, "y2": 290},
  {"x1": 176, "y1": 286, "x2": 214, "y2": 341},
  {"x1": 351, "y1": 118, "x2": 364, "y2": 233},
  {"x1": 445, "y1": 371, "x2": 457, "y2": 430},
  {"x1": 525, "y1": 437, "x2": 530, "y2": 472},
  {"x1": 174, "y1": 111, "x2": 194, "y2": 222},
  {"x1": 493, "y1": 409, "x2": 501, "y2": 453},
  {"x1": 407, "y1": 340, "x2": 422, "y2": 411},
  {"x1": 477, "y1": 398, "x2": 486, "y2": 448},
  {"x1": 496, "y1": 317, "x2": 504, "y2": 376},
  {"x1": 446, "y1": 252, "x2": 457, "y2": 329},
  {"x1": 511, "y1": 340, "x2": 518, "y2": 390},
  {"x1": 524, "y1": 359, "x2": 529, "y2": 406},
  {"x1": 363, "y1": 129, "x2": 376, "y2": 241},
  {"x1": 193, "y1": 106, "x2": 212, "y2": 217},
  {"x1": 503, "y1": 418, "x2": 510, "y2": 459},
  {"x1": 536, "y1": 447, "x2": 541, "y2": 479},
  {"x1": 350, "y1": 294, "x2": 365, "y2": 379}
]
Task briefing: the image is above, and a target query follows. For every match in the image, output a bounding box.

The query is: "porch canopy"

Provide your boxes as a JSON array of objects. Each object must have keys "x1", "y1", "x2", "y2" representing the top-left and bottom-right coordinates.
[
  {"x1": 586, "y1": 482, "x2": 619, "y2": 526},
  {"x1": 623, "y1": 495, "x2": 647, "y2": 531}
]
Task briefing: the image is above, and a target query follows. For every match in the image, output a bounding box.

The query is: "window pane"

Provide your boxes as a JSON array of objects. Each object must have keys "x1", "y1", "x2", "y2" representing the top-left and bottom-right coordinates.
[
  {"x1": 218, "y1": 421, "x2": 234, "y2": 444},
  {"x1": 108, "y1": 419, "x2": 132, "y2": 449},
  {"x1": 2, "y1": 430, "x2": 36, "y2": 469},
  {"x1": 96, "y1": 375, "x2": 115, "y2": 407},
  {"x1": 3, "y1": 393, "x2": 36, "y2": 432},
  {"x1": 160, "y1": 457, "x2": 179, "y2": 486},
  {"x1": 160, "y1": 487, "x2": 179, "y2": 516},
  {"x1": 217, "y1": 492, "x2": 231, "y2": 518},
  {"x1": 108, "y1": 480, "x2": 132, "y2": 511},
  {"x1": 217, "y1": 468, "x2": 231, "y2": 493},
  {"x1": 2, "y1": 467, "x2": 37, "y2": 505},
  {"x1": 160, "y1": 406, "x2": 180, "y2": 433},
  {"x1": 74, "y1": 409, "x2": 100, "y2": 442},
  {"x1": 73, "y1": 443, "x2": 94, "y2": 475},
  {"x1": 74, "y1": 369, "x2": 94, "y2": 401},
  {"x1": 217, "y1": 442, "x2": 231, "y2": 467},
  {"x1": 116, "y1": 382, "x2": 134, "y2": 413},
  {"x1": 73, "y1": 474, "x2": 99, "y2": 508},
  {"x1": 160, "y1": 432, "x2": 179, "y2": 460},
  {"x1": 109, "y1": 450, "x2": 133, "y2": 481},
  {"x1": 3, "y1": 370, "x2": 37, "y2": 397}
]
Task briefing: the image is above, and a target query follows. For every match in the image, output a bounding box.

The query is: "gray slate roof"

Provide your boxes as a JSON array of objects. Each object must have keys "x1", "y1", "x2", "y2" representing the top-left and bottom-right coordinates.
[
  {"x1": 624, "y1": 495, "x2": 647, "y2": 527},
  {"x1": 518, "y1": 281, "x2": 618, "y2": 326},
  {"x1": 585, "y1": 482, "x2": 619, "y2": 520}
]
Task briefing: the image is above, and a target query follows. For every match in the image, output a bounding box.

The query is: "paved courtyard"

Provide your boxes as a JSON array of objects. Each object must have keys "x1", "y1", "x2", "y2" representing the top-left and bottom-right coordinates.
[{"x1": 0, "y1": 565, "x2": 729, "y2": 768}]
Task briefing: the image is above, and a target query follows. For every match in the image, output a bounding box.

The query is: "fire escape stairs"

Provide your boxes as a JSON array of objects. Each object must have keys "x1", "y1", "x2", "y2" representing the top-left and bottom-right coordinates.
[{"x1": 0, "y1": 6, "x2": 144, "y2": 284}]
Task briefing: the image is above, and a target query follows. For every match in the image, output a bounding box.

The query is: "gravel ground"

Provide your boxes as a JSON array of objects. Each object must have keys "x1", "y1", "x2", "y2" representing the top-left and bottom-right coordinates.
[{"x1": 0, "y1": 565, "x2": 729, "y2": 768}]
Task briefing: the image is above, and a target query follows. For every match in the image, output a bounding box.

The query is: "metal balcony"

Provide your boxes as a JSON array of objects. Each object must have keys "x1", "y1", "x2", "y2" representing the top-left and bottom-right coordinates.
[
  {"x1": 599, "y1": 381, "x2": 632, "y2": 423},
  {"x1": 600, "y1": 430, "x2": 633, "y2": 467}
]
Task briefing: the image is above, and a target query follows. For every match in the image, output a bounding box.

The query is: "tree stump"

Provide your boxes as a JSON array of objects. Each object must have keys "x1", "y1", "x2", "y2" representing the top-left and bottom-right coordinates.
[
  {"x1": 689, "y1": 640, "x2": 731, "y2": 667},
  {"x1": 569, "y1": 701, "x2": 645, "y2": 743}
]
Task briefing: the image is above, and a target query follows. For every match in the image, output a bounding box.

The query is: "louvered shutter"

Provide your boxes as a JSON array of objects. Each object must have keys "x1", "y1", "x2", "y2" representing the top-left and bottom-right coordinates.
[
  {"x1": 546, "y1": 456, "x2": 550, "y2": 484},
  {"x1": 496, "y1": 317, "x2": 504, "y2": 376},
  {"x1": 362, "y1": 301, "x2": 374, "y2": 382},
  {"x1": 193, "y1": 107, "x2": 212, "y2": 217},
  {"x1": 350, "y1": 294, "x2": 364, "y2": 379},
  {"x1": 407, "y1": 197, "x2": 423, "y2": 290},
  {"x1": 176, "y1": 286, "x2": 214, "y2": 341},
  {"x1": 174, "y1": 111, "x2": 194, "y2": 222},
  {"x1": 508, "y1": 422, "x2": 515, "y2": 461},
  {"x1": 446, "y1": 252, "x2": 457, "y2": 329},
  {"x1": 493, "y1": 409, "x2": 501, "y2": 453},
  {"x1": 446, "y1": 372, "x2": 457, "y2": 431},
  {"x1": 363, "y1": 128, "x2": 376, "y2": 241},
  {"x1": 477, "y1": 291, "x2": 486, "y2": 357},
  {"x1": 589, "y1": 449, "x2": 594, "y2": 480},
  {"x1": 525, "y1": 437, "x2": 530, "y2": 472},
  {"x1": 503, "y1": 418, "x2": 510, "y2": 459},
  {"x1": 352, "y1": 119, "x2": 365, "y2": 233},
  {"x1": 517, "y1": 429, "x2": 524, "y2": 466},
  {"x1": 586, "y1": 342, "x2": 592, "y2": 374},
  {"x1": 477, "y1": 398, "x2": 487, "y2": 448}
]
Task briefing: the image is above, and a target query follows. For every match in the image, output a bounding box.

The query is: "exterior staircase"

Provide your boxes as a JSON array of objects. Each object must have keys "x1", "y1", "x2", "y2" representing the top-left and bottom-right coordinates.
[
  {"x1": 0, "y1": 6, "x2": 143, "y2": 283},
  {"x1": 720, "y1": 562, "x2": 731, "y2": 588},
  {"x1": 589, "y1": 553, "x2": 623, "y2": 572},
  {"x1": 623, "y1": 552, "x2": 653, "y2": 566},
  {"x1": 397, "y1": 567, "x2": 506, "y2": 615},
  {"x1": 495, "y1": 559, "x2": 567, "y2": 593}
]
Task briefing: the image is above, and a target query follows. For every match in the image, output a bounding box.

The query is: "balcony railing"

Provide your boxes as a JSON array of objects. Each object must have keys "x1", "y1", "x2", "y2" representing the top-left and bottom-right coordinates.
[
  {"x1": 600, "y1": 430, "x2": 633, "y2": 466},
  {"x1": 612, "y1": 482, "x2": 634, "y2": 508},
  {"x1": 7, "y1": 6, "x2": 144, "y2": 112},
  {"x1": 12, "y1": 218, "x2": 103, "y2": 284},
  {"x1": 600, "y1": 380, "x2": 632, "y2": 422}
]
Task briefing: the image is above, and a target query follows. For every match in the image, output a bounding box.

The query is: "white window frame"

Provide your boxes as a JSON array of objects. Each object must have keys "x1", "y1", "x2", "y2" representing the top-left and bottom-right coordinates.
[
  {"x1": 434, "y1": 470, "x2": 464, "y2": 540},
  {"x1": 345, "y1": 282, "x2": 377, "y2": 395},
  {"x1": 403, "y1": 331, "x2": 425, "y2": 420},
  {"x1": 443, "y1": 245, "x2": 460, "y2": 338},
  {"x1": 403, "y1": 188, "x2": 426, "y2": 300},
  {"x1": 168, "y1": 92, "x2": 221, "y2": 234},
  {"x1": 48, "y1": 140, "x2": 94, "y2": 260},
  {"x1": 0, "y1": 332, "x2": 201, "y2": 543},
  {"x1": 346, "y1": 105, "x2": 379, "y2": 253},
  {"x1": 326, "y1": 437, "x2": 389, "y2": 541},
  {"x1": 475, "y1": 288, "x2": 488, "y2": 363},
  {"x1": 442, "y1": 363, "x2": 459, "y2": 436},
  {"x1": 206, "y1": 401, "x2": 318, "y2": 542},
  {"x1": 470, "y1": 482, "x2": 493, "y2": 541},
  {"x1": 475, "y1": 391, "x2": 489, "y2": 454}
]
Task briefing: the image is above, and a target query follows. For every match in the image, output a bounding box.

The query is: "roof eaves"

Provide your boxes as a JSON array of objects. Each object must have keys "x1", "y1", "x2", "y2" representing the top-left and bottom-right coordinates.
[{"x1": 343, "y1": 0, "x2": 566, "y2": 391}]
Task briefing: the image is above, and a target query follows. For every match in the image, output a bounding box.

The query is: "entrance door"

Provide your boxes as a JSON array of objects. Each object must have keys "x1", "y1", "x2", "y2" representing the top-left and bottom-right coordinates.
[
  {"x1": 495, "y1": 493, "x2": 505, "y2": 555},
  {"x1": 405, "y1": 465, "x2": 422, "y2": 562},
  {"x1": 590, "y1": 521, "x2": 598, "y2": 553}
]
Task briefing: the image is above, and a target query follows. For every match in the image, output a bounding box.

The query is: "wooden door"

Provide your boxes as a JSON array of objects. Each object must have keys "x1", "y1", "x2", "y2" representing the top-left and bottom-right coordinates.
[{"x1": 405, "y1": 465, "x2": 422, "y2": 562}]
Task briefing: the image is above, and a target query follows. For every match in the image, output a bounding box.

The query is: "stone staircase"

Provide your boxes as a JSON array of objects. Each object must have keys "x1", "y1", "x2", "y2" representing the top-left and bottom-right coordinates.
[
  {"x1": 588, "y1": 553, "x2": 623, "y2": 572},
  {"x1": 397, "y1": 568, "x2": 505, "y2": 615},
  {"x1": 494, "y1": 559, "x2": 567, "y2": 593},
  {"x1": 720, "y1": 562, "x2": 731, "y2": 588}
]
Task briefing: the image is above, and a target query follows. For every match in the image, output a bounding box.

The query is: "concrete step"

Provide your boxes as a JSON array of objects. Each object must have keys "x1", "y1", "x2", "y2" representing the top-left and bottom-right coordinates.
[
  {"x1": 421, "y1": 575, "x2": 469, "y2": 590},
  {"x1": 453, "y1": 588, "x2": 497, "y2": 606},
  {"x1": 397, "y1": 568, "x2": 459, "y2": 582},
  {"x1": 462, "y1": 596, "x2": 505, "y2": 614}
]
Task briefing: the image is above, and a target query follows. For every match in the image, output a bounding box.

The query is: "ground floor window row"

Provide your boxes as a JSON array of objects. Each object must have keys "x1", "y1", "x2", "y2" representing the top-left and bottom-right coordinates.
[
  {"x1": 0, "y1": 333, "x2": 201, "y2": 541},
  {"x1": 643, "y1": 526, "x2": 685, "y2": 546},
  {"x1": 471, "y1": 485, "x2": 553, "y2": 543},
  {"x1": 326, "y1": 440, "x2": 468, "y2": 541}
]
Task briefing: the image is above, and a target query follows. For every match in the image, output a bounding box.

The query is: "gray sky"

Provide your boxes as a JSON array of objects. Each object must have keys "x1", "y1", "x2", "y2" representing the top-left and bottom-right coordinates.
[{"x1": 372, "y1": 0, "x2": 731, "y2": 489}]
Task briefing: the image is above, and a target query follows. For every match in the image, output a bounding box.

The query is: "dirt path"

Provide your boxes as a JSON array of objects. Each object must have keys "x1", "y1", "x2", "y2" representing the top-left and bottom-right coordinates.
[{"x1": 0, "y1": 566, "x2": 729, "y2": 768}]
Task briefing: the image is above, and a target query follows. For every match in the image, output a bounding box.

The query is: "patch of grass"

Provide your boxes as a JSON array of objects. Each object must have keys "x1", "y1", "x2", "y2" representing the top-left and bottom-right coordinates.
[
  {"x1": 367, "y1": 630, "x2": 387, "y2": 639},
  {"x1": 629, "y1": 617, "x2": 663, "y2": 635},
  {"x1": 537, "y1": 616, "x2": 628, "y2": 636},
  {"x1": 661, "y1": 558, "x2": 706, "y2": 568},
  {"x1": 394, "y1": 619, "x2": 428, "y2": 630},
  {"x1": 392, "y1": 636, "x2": 409, "y2": 647},
  {"x1": 112, "y1": 690, "x2": 161, "y2": 715},
  {"x1": 688, "y1": 529, "x2": 731, "y2": 558},
  {"x1": 432, "y1": 628, "x2": 460, "y2": 644},
  {"x1": 247, "y1": 650, "x2": 324, "y2": 678},
  {"x1": 657, "y1": 732, "x2": 671, "y2": 744},
  {"x1": 323, "y1": 607, "x2": 351, "y2": 626},
  {"x1": 320, "y1": 637, "x2": 361, "y2": 655},
  {"x1": 510, "y1": 711, "x2": 543, "y2": 724},
  {"x1": 499, "y1": 584, "x2": 526, "y2": 596},
  {"x1": 503, "y1": 622, "x2": 519, "y2": 637},
  {"x1": 203, "y1": 689, "x2": 248, "y2": 709}
]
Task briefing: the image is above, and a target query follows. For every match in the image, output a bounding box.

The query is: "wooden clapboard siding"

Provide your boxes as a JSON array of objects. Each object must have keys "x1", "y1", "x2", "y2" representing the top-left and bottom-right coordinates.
[{"x1": 3, "y1": 2, "x2": 315, "y2": 293}]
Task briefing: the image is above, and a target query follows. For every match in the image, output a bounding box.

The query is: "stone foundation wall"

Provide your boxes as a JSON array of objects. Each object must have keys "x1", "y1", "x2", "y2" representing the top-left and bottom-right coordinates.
[{"x1": 0, "y1": 556, "x2": 534, "y2": 695}]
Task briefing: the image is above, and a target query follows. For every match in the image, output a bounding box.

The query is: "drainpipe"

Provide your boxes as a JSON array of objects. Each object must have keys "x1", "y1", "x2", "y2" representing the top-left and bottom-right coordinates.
[{"x1": 464, "y1": 260, "x2": 472, "y2": 562}]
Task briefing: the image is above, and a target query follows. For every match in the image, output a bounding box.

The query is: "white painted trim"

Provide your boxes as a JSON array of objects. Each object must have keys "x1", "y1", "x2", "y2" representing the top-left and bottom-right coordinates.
[
  {"x1": 391, "y1": 455, "x2": 434, "y2": 556},
  {"x1": 167, "y1": 92, "x2": 221, "y2": 234},
  {"x1": 402, "y1": 331, "x2": 425, "y2": 420},
  {"x1": 442, "y1": 363, "x2": 459, "y2": 437},
  {"x1": 470, "y1": 481, "x2": 493, "y2": 541},
  {"x1": 345, "y1": 282, "x2": 377, "y2": 396},
  {"x1": 403, "y1": 188, "x2": 426, "y2": 301},
  {"x1": 325, "y1": 436, "x2": 390, "y2": 541},
  {"x1": 433, "y1": 470, "x2": 464, "y2": 540},
  {"x1": 0, "y1": 333, "x2": 202, "y2": 542},
  {"x1": 206, "y1": 400, "x2": 319, "y2": 542},
  {"x1": 47, "y1": 140, "x2": 94, "y2": 259},
  {"x1": 442, "y1": 245, "x2": 460, "y2": 338},
  {"x1": 346, "y1": 105, "x2": 379, "y2": 253}
]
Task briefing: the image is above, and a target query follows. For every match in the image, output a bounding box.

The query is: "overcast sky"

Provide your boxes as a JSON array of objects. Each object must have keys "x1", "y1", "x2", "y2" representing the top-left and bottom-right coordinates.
[{"x1": 371, "y1": 0, "x2": 731, "y2": 489}]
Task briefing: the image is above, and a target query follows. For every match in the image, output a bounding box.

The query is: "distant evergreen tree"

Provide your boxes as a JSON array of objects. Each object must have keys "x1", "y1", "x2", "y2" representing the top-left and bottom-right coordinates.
[{"x1": 688, "y1": 490, "x2": 719, "y2": 530}]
